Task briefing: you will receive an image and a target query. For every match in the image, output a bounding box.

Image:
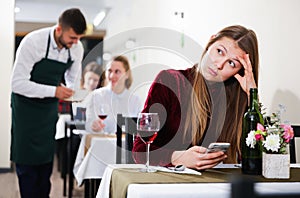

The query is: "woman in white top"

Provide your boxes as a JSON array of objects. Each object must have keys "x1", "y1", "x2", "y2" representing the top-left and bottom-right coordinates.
[
  {"x1": 72, "y1": 61, "x2": 104, "y2": 119},
  {"x1": 85, "y1": 55, "x2": 142, "y2": 133}
]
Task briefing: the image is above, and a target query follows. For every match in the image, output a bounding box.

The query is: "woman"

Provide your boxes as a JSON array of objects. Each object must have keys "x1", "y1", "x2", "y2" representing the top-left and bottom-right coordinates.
[
  {"x1": 85, "y1": 55, "x2": 142, "y2": 133},
  {"x1": 68, "y1": 61, "x2": 104, "y2": 120},
  {"x1": 132, "y1": 25, "x2": 259, "y2": 170},
  {"x1": 80, "y1": 61, "x2": 105, "y2": 91}
]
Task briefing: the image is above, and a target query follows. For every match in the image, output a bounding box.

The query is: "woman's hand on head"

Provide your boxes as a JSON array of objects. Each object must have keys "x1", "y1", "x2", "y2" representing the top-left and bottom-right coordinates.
[
  {"x1": 234, "y1": 54, "x2": 257, "y2": 95},
  {"x1": 91, "y1": 119, "x2": 105, "y2": 132},
  {"x1": 171, "y1": 146, "x2": 227, "y2": 170}
]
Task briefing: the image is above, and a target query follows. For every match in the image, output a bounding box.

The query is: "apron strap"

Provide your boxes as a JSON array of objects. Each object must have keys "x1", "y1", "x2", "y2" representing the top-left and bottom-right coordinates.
[
  {"x1": 45, "y1": 33, "x2": 51, "y2": 59},
  {"x1": 67, "y1": 49, "x2": 72, "y2": 63},
  {"x1": 45, "y1": 31, "x2": 72, "y2": 62}
]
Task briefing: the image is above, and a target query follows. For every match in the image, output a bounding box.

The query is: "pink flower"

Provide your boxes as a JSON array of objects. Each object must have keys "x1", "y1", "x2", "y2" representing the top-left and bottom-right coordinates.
[
  {"x1": 255, "y1": 133, "x2": 263, "y2": 141},
  {"x1": 281, "y1": 124, "x2": 294, "y2": 142},
  {"x1": 257, "y1": 123, "x2": 265, "y2": 131}
]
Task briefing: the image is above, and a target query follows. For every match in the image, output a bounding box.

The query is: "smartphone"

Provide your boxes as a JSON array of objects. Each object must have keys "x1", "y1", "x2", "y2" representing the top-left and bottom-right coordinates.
[{"x1": 207, "y1": 142, "x2": 230, "y2": 153}]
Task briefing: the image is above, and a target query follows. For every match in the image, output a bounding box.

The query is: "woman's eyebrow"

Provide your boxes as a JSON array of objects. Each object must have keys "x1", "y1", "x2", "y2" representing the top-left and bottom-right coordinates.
[
  {"x1": 233, "y1": 57, "x2": 242, "y2": 66},
  {"x1": 220, "y1": 44, "x2": 227, "y2": 53}
]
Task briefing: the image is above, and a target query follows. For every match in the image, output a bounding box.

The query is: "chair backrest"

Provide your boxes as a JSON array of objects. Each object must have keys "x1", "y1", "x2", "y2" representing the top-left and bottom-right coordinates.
[
  {"x1": 125, "y1": 116, "x2": 138, "y2": 164},
  {"x1": 116, "y1": 114, "x2": 125, "y2": 164},
  {"x1": 231, "y1": 175, "x2": 300, "y2": 198},
  {"x1": 116, "y1": 114, "x2": 137, "y2": 164},
  {"x1": 74, "y1": 107, "x2": 86, "y2": 121},
  {"x1": 290, "y1": 125, "x2": 300, "y2": 163}
]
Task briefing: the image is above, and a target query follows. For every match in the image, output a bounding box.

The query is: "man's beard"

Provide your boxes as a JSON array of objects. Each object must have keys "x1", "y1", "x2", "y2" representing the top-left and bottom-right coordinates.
[{"x1": 58, "y1": 35, "x2": 69, "y2": 49}]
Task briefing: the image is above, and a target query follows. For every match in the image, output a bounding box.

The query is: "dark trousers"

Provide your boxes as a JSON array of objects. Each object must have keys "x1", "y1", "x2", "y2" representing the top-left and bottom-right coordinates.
[{"x1": 16, "y1": 161, "x2": 53, "y2": 198}]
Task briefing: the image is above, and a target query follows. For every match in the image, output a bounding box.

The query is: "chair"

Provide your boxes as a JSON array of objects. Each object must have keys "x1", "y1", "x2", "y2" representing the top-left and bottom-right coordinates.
[
  {"x1": 290, "y1": 125, "x2": 300, "y2": 163},
  {"x1": 116, "y1": 114, "x2": 138, "y2": 164},
  {"x1": 74, "y1": 107, "x2": 86, "y2": 121},
  {"x1": 231, "y1": 175, "x2": 300, "y2": 198},
  {"x1": 58, "y1": 103, "x2": 85, "y2": 198}
]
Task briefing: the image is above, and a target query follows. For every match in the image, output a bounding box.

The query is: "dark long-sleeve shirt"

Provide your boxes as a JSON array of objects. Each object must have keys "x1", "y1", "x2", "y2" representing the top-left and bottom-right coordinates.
[{"x1": 132, "y1": 66, "x2": 196, "y2": 166}]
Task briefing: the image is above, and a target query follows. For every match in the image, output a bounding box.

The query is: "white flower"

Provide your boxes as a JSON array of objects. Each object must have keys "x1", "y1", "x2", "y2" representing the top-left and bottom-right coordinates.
[
  {"x1": 263, "y1": 134, "x2": 280, "y2": 152},
  {"x1": 246, "y1": 130, "x2": 256, "y2": 148}
]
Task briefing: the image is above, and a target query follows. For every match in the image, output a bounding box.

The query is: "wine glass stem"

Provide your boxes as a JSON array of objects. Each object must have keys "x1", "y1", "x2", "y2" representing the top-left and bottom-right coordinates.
[{"x1": 146, "y1": 143, "x2": 150, "y2": 171}]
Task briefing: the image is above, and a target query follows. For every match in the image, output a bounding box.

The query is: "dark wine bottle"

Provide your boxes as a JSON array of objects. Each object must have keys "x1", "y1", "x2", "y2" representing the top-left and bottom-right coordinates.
[{"x1": 241, "y1": 88, "x2": 264, "y2": 175}]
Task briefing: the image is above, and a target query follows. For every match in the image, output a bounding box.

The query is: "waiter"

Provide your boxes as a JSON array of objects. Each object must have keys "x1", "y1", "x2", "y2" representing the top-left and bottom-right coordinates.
[{"x1": 10, "y1": 8, "x2": 86, "y2": 197}]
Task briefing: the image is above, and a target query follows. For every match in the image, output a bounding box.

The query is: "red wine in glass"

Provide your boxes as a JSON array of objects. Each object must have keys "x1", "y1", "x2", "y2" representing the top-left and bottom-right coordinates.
[
  {"x1": 137, "y1": 113, "x2": 160, "y2": 172},
  {"x1": 138, "y1": 130, "x2": 158, "y2": 144},
  {"x1": 98, "y1": 115, "x2": 107, "y2": 120}
]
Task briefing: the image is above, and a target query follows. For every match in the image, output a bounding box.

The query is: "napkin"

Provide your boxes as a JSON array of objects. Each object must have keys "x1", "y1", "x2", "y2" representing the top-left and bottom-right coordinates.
[
  {"x1": 65, "y1": 89, "x2": 89, "y2": 102},
  {"x1": 154, "y1": 166, "x2": 202, "y2": 175}
]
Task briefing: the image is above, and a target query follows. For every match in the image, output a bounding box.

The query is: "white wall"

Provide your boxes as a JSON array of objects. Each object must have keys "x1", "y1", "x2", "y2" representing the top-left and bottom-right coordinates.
[
  {"x1": 103, "y1": 0, "x2": 300, "y2": 124},
  {"x1": 0, "y1": 0, "x2": 14, "y2": 168},
  {"x1": 4, "y1": 0, "x2": 300, "y2": 167}
]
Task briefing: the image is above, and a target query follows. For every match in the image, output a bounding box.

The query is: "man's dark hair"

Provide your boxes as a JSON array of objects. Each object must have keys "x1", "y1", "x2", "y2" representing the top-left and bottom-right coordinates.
[{"x1": 58, "y1": 8, "x2": 87, "y2": 34}]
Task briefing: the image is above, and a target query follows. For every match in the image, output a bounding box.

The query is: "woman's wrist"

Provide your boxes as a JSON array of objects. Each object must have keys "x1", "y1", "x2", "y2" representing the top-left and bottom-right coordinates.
[{"x1": 171, "y1": 150, "x2": 185, "y2": 166}]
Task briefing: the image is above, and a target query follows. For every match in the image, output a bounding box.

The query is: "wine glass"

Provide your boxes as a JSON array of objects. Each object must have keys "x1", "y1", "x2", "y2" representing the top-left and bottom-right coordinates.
[
  {"x1": 137, "y1": 113, "x2": 160, "y2": 172},
  {"x1": 97, "y1": 104, "x2": 109, "y2": 120}
]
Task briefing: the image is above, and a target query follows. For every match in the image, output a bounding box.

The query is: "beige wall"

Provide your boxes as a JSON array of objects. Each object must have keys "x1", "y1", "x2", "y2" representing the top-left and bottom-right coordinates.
[{"x1": 0, "y1": 0, "x2": 14, "y2": 168}]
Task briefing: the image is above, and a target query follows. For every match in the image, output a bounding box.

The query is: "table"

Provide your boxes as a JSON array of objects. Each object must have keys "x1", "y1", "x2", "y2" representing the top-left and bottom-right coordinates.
[
  {"x1": 73, "y1": 133, "x2": 126, "y2": 184},
  {"x1": 96, "y1": 164, "x2": 300, "y2": 198},
  {"x1": 73, "y1": 133, "x2": 126, "y2": 197}
]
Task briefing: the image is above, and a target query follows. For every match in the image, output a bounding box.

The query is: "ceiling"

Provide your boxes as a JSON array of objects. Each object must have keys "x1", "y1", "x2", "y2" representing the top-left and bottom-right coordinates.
[{"x1": 15, "y1": 0, "x2": 113, "y2": 27}]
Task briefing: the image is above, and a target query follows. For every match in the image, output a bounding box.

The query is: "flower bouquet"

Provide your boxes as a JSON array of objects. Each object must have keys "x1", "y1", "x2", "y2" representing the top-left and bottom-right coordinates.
[
  {"x1": 248, "y1": 113, "x2": 294, "y2": 154},
  {"x1": 246, "y1": 106, "x2": 294, "y2": 178}
]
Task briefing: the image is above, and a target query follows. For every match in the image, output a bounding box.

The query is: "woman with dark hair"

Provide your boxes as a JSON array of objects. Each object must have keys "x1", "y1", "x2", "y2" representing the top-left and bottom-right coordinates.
[
  {"x1": 85, "y1": 55, "x2": 142, "y2": 133},
  {"x1": 80, "y1": 61, "x2": 105, "y2": 91},
  {"x1": 68, "y1": 61, "x2": 104, "y2": 121},
  {"x1": 133, "y1": 25, "x2": 260, "y2": 170}
]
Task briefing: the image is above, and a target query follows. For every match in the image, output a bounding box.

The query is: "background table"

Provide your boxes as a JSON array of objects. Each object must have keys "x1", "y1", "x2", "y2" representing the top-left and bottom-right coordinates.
[{"x1": 73, "y1": 133, "x2": 126, "y2": 185}]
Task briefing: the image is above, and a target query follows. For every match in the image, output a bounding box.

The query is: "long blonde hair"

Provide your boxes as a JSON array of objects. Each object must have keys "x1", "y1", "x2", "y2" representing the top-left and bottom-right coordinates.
[{"x1": 185, "y1": 25, "x2": 259, "y2": 163}]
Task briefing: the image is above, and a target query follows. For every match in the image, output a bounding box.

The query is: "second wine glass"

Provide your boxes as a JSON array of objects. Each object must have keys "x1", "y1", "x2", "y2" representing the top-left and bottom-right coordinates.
[
  {"x1": 137, "y1": 113, "x2": 160, "y2": 172},
  {"x1": 98, "y1": 104, "x2": 109, "y2": 120}
]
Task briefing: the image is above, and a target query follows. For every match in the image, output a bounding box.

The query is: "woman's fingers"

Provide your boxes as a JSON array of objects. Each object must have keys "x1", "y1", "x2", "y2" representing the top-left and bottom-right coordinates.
[
  {"x1": 234, "y1": 54, "x2": 257, "y2": 94},
  {"x1": 191, "y1": 146, "x2": 207, "y2": 154},
  {"x1": 195, "y1": 161, "x2": 221, "y2": 170},
  {"x1": 195, "y1": 152, "x2": 227, "y2": 170},
  {"x1": 173, "y1": 146, "x2": 226, "y2": 170},
  {"x1": 91, "y1": 119, "x2": 105, "y2": 132}
]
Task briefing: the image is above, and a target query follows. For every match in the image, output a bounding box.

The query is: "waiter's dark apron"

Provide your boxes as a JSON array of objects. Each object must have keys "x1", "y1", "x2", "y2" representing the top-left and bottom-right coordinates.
[{"x1": 11, "y1": 34, "x2": 73, "y2": 165}]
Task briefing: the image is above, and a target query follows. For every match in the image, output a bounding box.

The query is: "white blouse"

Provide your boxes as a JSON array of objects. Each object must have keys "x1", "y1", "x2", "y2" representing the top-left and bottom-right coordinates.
[{"x1": 85, "y1": 86, "x2": 142, "y2": 134}]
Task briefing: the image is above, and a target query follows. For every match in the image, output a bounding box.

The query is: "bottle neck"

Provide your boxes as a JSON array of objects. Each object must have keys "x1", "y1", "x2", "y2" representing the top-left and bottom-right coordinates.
[{"x1": 249, "y1": 88, "x2": 258, "y2": 110}]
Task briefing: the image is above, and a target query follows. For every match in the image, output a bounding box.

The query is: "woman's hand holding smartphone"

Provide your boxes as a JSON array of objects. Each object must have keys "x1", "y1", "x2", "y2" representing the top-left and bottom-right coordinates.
[{"x1": 207, "y1": 142, "x2": 230, "y2": 153}]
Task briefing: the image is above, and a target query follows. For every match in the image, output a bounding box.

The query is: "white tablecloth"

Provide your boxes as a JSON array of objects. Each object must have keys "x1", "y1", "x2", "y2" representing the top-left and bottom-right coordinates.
[
  {"x1": 96, "y1": 164, "x2": 145, "y2": 198},
  {"x1": 55, "y1": 114, "x2": 86, "y2": 139},
  {"x1": 126, "y1": 182, "x2": 300, "y2": 198},
  {"x1": 96, "y1": 164, "x2": 300, "y2": 198},
  {"x1": 73, "y1": 134, "x2": 125, "y2": 186},
  {"x1": 55, "y1": 114, "x2": 71, "y2": 139}
]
